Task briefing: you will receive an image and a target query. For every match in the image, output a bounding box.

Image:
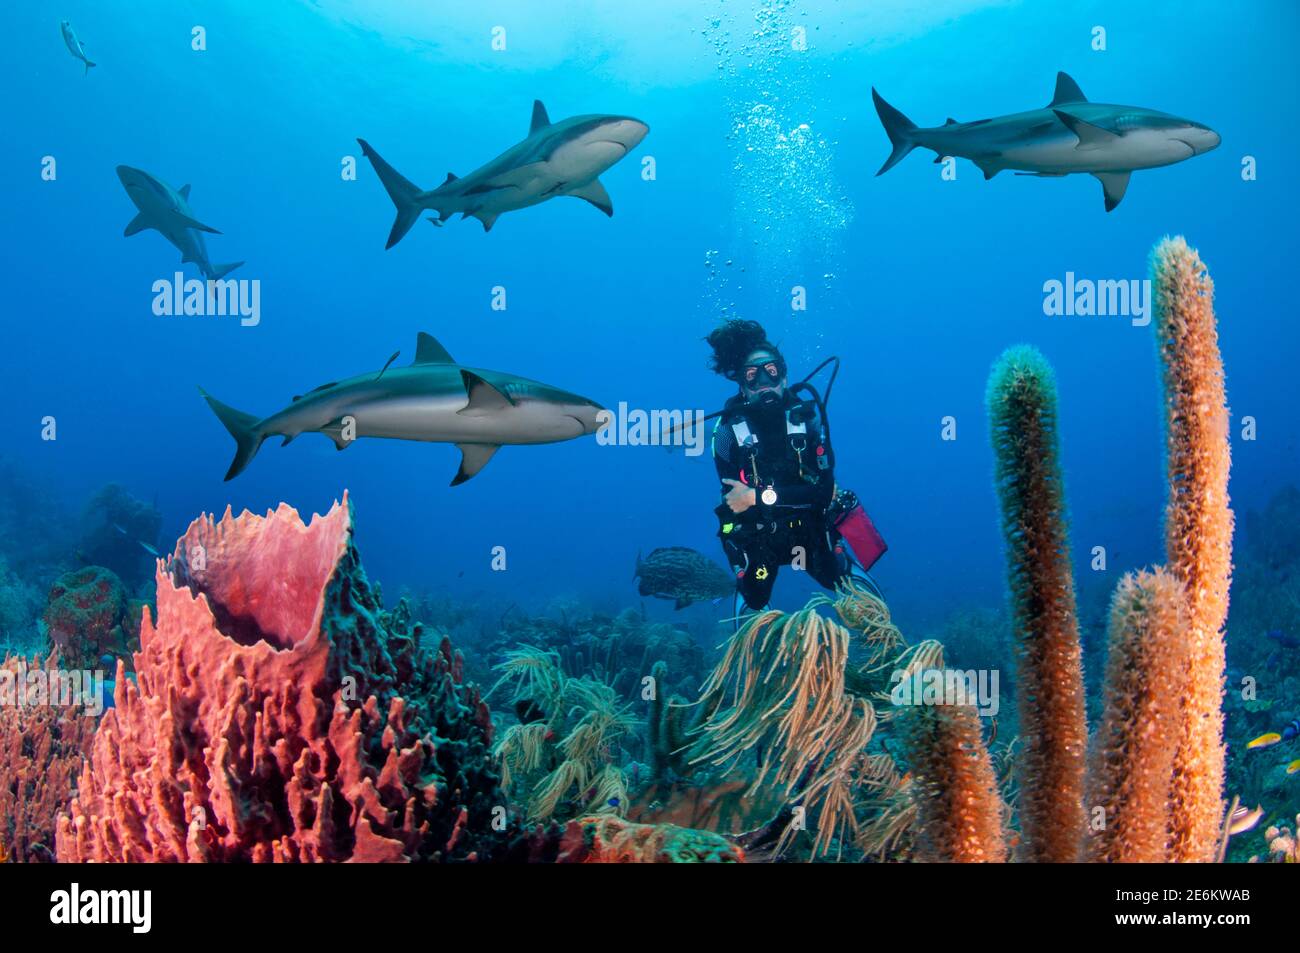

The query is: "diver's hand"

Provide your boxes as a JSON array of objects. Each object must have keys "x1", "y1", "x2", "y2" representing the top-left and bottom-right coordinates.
[{"x1": 722, "y1": 479, "x2": 756, "y2": 514}]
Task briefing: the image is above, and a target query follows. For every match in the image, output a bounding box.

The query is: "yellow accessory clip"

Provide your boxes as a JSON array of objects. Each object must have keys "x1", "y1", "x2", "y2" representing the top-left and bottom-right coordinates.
[
  {"x1": 754, "y1": 566, "x2": 769, "y2": 580},
  {"x1": 721, "y1": 523, "x2": 735, "y2": 535}
]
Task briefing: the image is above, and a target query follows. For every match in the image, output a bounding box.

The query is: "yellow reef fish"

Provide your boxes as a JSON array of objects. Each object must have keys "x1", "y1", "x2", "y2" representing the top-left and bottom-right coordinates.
[{"x1": 1247, "y1": 732, "x2": 1282, "y2": 749}]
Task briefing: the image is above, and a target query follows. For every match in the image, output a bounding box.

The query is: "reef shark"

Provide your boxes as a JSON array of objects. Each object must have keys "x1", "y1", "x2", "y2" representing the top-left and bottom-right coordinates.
[
  {"x1": 358, "y1": 100, "x2": 649, "y2": 246},
  {"x1": 60, "y1": 21, "x2": 96, "y2": 74},
  {"x1": 201, "y1": 332, "x2": 604, "y2": 485},
  {"x1": 116, "y1": 166, "x2": 243, "y2": 281},
  {"x1": 872, "y1": 72, "x2": 1220, "y2": 210}
]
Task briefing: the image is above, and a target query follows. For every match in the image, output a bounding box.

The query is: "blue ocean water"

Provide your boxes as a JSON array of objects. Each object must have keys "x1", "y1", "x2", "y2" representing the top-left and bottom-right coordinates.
[{"x1": 3, "y1": 0, "x2": 1296, "y2": 641}]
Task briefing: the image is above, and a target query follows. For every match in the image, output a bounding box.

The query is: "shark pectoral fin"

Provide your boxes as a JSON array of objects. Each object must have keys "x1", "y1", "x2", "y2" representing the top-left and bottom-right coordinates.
[
  {"x1": 179, "y1": 184, "x2": 192, "y2": 199},
  {"x1": 1093, "y1": 171, "x2": 1131, "y2": 212},
  {"x1": 451, "y1": 443, "x2": 500, "y2": 486},
  {"x1": 414, "y1": 332, "x2": 455, "y2": 364},
  {"x1": 458, "y1": 371, "x2": 515, "y2": 415},
  {"x1": 530, "y1": 100, "x2": 551, "y2": 134},
  {"x1": 1053, "y1": 109, "x2": 1119, "y2": 150},
  {"x1": 175, "y1": 211, "x2": 221, "y2": 234},
  {"x1": 181, "y1": 252, "x2": 197, "y2": 264},
  {"x1": 123, "y1": 212, "x2": 150, "y2": 237},
  {"x1": 569, "y1": 178, "x2": 613, "y2": 216}
]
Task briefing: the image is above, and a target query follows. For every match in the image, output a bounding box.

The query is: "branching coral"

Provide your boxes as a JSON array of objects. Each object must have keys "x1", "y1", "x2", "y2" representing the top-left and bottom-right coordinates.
[
  {"x1": 1088, "y1": 569, "x2": 1188, "y2": 862},
  {"x1": 986, "y1": 344, "x2": 1087, "y2": 862},
  {"x1": 690, "y1": 586, "x2": 926, "y2": 860},
  {"x1": 1152, "y1": 236, "x2": 1234, "y2": 862},
  {"x1": 491, "y1": 647, "x2": 638, "y2": 821}
]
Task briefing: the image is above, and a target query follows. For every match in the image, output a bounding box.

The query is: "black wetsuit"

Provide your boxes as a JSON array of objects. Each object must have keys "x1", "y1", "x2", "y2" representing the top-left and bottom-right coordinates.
[{"x1": 712, "y1": 392, "x2": 850, "y2": 610}]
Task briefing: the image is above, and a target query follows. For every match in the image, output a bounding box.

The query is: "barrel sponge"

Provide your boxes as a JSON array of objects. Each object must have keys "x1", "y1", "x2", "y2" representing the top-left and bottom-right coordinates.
[
  {"x1": 1087, "y1": 568, "x2": 1188, "y2": 862},
  {"x1": 1151, "y1": 236, "x2": 1233, "y2": 862},
  {"x1": 903, "y1": 684, "x2": 1007, "y2": 863},
  {"x1": 986, "y1": 345, "x2": 1087, "y2": 862}
]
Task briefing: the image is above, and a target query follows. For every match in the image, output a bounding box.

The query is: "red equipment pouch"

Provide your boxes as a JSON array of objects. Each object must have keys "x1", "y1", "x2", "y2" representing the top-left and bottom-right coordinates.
[{"x1": 834, "y1": 503, "x2": 887, "y2": 572}]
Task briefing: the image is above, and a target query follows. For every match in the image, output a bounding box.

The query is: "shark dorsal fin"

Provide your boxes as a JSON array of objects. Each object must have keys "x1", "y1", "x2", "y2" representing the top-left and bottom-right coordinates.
[
  {"x1": 944, "y1": 117, "x2": 958, "y2": 125},
  {"x1": 179, "y1": 184, "x2": 192, "y2": 199},
  {"x1": 458, "y1": 370, "x2": 515, "y2": 415},
  {"x1": 443, "y1": 172, "x2": 458, "y2": 185},
  {"x1": 530, "y1": 100, "x2": 551, "y2": 134},
  {"x1": 1049, "y1": 72, "x2": 1087, "y2": 107},
  {"x1": 413, "y1": 332, "x2": 455, "y2": 364}
]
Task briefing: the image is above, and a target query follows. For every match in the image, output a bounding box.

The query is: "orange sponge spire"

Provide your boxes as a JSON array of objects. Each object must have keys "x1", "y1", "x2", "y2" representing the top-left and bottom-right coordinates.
[
  {"x1": 1088, "y1": 569, "x2": 1188, "y2": 862},
  {"x1": 1151, "y1": 236, "x2": 1234, "y2": 862}
]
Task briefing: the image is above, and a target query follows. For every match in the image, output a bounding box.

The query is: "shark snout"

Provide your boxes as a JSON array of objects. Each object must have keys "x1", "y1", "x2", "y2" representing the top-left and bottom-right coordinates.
[
  {"x1": 603, "y1": 118, "x2": 650, "y2": 151},
  {"x1": 565, "y1": 400, "x2": 606, "y2": 436},
  {"x1": 1188, "y1": 124, "x2": 1221, "y2": 154}
]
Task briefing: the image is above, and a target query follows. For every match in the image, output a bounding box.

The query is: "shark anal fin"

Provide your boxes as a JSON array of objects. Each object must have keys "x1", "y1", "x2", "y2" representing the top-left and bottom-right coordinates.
[
  {"x1": 179, "y1": 184, "x2": 192, "y2": 199},
  {"x1": 414, "y1": 332, "x2": 455, "y2": 365},
  {"x1": 476, "y1": 211, "x2": 499, "y2": 233},
  {"x1": 123, "y1": 212, "x2": 150, "y2": 237},
  {"x1": 973, "y1": 158, "x2": 1003, "y2": 180},
  {"x1": 568, "y1": 177, "x2": 613, "y2": 216},
  {"x1": 530, "y1": 100, "x2": 551, "y2": 135},
  {"x1": 451, "y1": 443, "x2": 501, "y2": 486},
  {"x1": 1092, "y1": 171, "x2": 1131, "y2": 212},
  {"x1": 459, "y1": 371, "x2": 514, "y2": 415},
  {"x1": 1053, "y1": 108, "x2": 1119, "y2": 149},
  {"x1": 1049, "y1": 71, "x2": 1088, "y2": 107}
]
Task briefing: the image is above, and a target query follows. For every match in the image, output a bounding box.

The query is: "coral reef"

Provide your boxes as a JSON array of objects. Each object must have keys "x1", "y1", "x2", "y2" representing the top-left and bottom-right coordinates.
[
  {"x1": 1250, "y1": 816, "x2": 1298, "y2": 863},
  {"x1": 41, "y1": 566, "x2": 138, "y2": 670},
  {"x1": 489, "y1": 605, "x2": 707, "y2": 703},
  {"x1": 986, "y1": 344, "x2": 1087, "y2": 862},
  {"x1": 76, "y1": 483, "x2": 162, "y2": 592},
  {"x1": 1152, "y1": 236, "x2": 1234, "y2": 862},
  {"x1": 903, "y1": 679, "x2": 1007, "y2": 863},
  {"x1": 0, "y1": 654, "x2": 97, "y2": 863},
  {"x1": 552, "y1": 813, "x2": 743, "y2": 863},
  {"x1": 56, "y1": 493, "x2": 504, "y2": 863},
  {"x1": 1087, "y1": 569, "x2": 1187, "y2": 862},
  {"x1": 490, "y1": 645, "x2": 638, "y2": 821},
  {"x1": 691, "y1": 583, "x2": 916, "y2": 859}
]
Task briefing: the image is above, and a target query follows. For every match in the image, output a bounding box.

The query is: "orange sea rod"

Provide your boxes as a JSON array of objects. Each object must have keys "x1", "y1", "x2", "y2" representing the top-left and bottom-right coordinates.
[
  {"x1": 1088, "y1": 569, "x2": 1187, "y2": 862},
  {"x1": 1151, "y1": 236, "x2": 1233, "y2": 862},
  {"x1": 987, "y1": 345, "x2": 1087, "y2": 862},
  {"x1": 904, "y1": 682, "x2": 1007, "y2": 863}
]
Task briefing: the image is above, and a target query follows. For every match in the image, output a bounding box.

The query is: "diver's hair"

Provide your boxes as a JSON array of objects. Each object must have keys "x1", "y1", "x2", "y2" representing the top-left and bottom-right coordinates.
[{"x1": 705, "y1": 319, "x2": 783, "y2": 381}]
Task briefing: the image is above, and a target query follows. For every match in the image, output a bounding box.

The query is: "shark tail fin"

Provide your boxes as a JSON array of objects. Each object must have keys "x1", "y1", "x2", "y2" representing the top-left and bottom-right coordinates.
[
  {"x1": 872, "y1": 88, "x2": 918, "y2": 176},
  {"x1": 209, "y1": 261, "x2": 244, "y2": 280},
  {"x1": 199, "y1": 388, "x2": 265, "y2": 481},
  {"x1": 357, "y1": 138, "x2": 424, "y2": 249},
  {"x1": 84, "y1": 59, "x2": 95, "y2": 75}
]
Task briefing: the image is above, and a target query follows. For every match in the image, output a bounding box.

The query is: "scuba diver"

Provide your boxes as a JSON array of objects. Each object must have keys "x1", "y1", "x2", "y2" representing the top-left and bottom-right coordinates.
[{"x1": 705, "y1": 319, "x2": 887, "y2": 612}]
